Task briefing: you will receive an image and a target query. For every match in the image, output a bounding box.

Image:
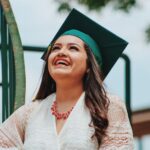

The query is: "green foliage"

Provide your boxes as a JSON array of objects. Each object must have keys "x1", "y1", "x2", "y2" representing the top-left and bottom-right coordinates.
[
  {"x1": 55, "y1": 0, "x2": 136, "y2": 12},
  {"x1": 55, "y1": 0, "x2": 150, "y2": 44},
  {"x1": 114, "y1": 0, "x2": 136, "y2": 12},
  {"x1": 145, "y1": 26, "x2": 150, "y2": 43},
  {"x1": 58, "y1": 2, "x2": 71, "y2": 12},
  {"x1": 77, "y1": 0, "x2": 111, "y2": 11}
]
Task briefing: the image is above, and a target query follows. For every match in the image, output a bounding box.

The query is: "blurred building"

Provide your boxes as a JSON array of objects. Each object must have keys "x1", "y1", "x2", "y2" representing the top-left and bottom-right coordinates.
[{"x1": 132, "y1": 108, "x2": 150, "y2": 137}]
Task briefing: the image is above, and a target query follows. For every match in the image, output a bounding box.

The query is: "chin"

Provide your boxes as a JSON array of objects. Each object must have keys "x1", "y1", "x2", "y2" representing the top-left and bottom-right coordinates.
[{"x1": 51, "y1": 71, "x2": 71, "y2": 79}]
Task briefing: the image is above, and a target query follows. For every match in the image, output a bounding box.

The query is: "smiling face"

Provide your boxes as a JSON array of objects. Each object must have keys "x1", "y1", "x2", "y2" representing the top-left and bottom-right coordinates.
[{"x1": 48, "y1": 35, "x2": 88, "y2": 83}]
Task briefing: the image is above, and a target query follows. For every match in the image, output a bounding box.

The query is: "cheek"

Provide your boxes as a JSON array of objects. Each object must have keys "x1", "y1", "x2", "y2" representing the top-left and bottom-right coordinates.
[{"x1": 73, "y1": 56, "x2": 88, "y2": 74}]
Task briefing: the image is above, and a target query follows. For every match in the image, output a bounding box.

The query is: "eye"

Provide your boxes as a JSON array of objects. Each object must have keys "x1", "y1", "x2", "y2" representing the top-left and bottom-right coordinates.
[
  {"x1": 51, "y1": 46, "x2": 61, "y2": 51},
  {"x1": 69, "y1": 46, "x2": 79, "y2": 51}
]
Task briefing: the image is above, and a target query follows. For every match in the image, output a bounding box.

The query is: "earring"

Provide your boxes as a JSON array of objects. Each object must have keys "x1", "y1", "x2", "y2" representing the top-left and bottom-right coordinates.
[{"x1": 86, "y1": 68, "x2": 90, "y2": 73}]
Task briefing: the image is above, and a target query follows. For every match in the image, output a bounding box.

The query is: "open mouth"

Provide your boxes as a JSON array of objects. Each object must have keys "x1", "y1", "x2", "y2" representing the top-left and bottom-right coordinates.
[{"x1": 54, "y1": 58, "x2": 71, "y2": 66}]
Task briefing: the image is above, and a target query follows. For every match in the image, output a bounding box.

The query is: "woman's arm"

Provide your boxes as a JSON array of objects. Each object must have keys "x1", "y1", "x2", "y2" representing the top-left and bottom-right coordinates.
[
  {"x1": 0, "y1": 101, "x2": 38, "y2": 149},
  {"x1": 100, "y1": 95, "x2": 134, "y2": 150}
]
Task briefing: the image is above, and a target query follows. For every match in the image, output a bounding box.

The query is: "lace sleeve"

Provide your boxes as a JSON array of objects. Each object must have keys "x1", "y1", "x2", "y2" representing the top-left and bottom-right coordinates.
[
  {"x1": 0, "y1": 101, "x2": 39, "y2": 149},
  {"x1": 100, "y1": 95, "x2": 134, "y2": 150}
]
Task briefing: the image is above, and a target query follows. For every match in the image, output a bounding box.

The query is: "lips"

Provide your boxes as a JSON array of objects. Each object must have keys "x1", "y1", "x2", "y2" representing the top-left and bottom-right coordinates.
[{"x1": 53, "y1": 58, "x2": 71, "y2": 66}]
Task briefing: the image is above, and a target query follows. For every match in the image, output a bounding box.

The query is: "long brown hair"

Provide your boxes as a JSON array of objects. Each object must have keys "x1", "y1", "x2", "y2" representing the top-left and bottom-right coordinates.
[{"x1": 34, "y1": 43, "x2": 109, "y2": 148}]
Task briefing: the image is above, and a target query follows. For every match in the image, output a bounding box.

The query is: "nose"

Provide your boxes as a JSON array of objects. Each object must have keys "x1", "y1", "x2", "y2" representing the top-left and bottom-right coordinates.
[{"x1": 57, "y1": 47, "x2": 68, "y2": 57}]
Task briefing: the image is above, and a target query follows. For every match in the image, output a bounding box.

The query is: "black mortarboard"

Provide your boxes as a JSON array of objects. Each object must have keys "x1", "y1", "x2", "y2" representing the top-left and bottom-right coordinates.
[{"x1": 41, "y1": 8, "x2": 128, "y2": 79}]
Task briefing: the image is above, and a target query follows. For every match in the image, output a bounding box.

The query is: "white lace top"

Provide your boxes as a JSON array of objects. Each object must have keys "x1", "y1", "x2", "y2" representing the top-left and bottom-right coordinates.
[{"x1": 0, "y1": 92, "x2": 134, "y2": 150}]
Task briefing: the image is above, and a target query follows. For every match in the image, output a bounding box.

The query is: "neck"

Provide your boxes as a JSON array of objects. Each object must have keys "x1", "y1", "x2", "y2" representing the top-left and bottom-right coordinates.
[{"x1": 55, "y1": 80, "x2": 84, "y2": 104}]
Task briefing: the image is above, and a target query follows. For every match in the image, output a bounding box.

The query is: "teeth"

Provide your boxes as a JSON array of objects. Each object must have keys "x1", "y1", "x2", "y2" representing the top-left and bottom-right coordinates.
[{"x1": 55, "y1": 60, "x2": 69, "y2": 66}]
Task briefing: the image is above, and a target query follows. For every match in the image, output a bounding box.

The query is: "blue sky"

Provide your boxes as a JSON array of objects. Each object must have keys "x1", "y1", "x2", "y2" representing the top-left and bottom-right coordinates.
[{"x1": 0, "y1": 0, "x2": 150, "y2": 148}]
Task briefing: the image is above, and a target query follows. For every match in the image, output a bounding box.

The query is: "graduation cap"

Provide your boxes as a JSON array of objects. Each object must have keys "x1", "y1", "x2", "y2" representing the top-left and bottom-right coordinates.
[{"x1": 42, "y1": 8, "x2": 128, "y2": 79}]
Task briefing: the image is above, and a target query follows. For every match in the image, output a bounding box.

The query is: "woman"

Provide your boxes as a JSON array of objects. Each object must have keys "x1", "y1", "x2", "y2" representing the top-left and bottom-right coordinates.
[{"x1": 0, "y1": 9, "x2": 133, "y2": 149}]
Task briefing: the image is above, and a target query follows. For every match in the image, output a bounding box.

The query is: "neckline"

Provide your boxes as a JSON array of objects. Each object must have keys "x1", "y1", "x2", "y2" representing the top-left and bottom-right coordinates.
[{"x1": 51, "y1": 92, "x2": 85, "y2": 137}]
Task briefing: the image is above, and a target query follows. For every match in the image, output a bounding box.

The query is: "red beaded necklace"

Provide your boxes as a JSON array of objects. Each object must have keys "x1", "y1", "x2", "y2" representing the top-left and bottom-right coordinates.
[{"x1": 51, "y1": 100, "x2": 74, "y2": 120}]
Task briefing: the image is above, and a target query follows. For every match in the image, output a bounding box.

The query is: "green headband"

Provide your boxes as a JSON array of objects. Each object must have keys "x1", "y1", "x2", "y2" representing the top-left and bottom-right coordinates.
[{"x1": 61, "y1": 29, "x2": 102, "y2": 67}]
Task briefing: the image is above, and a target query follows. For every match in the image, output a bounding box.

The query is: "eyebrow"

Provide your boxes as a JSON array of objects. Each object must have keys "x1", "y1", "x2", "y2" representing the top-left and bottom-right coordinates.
[{"x1": 54, "y1": 42, "x2": 82, "y2": 49}]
